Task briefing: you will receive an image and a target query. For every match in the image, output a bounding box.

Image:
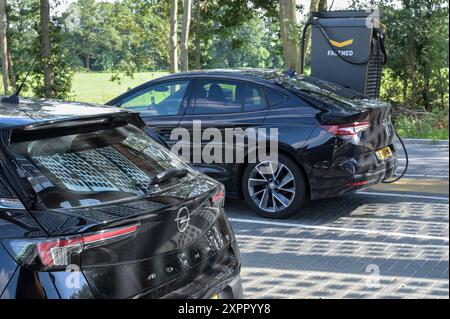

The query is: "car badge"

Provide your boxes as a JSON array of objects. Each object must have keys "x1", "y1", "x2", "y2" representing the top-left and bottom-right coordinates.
[{"x1": 175, "y1": 207, "x2": 191, "y2": 233}]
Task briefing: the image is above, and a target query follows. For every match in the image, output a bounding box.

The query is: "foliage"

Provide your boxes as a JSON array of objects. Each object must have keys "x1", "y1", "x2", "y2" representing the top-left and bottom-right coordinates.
[
  {"x1": 7, "y1": 0, "x2": 73, "y2": 98},
  {"x1": 394, "y1": 111, "x2": 449, "y2": 140}
]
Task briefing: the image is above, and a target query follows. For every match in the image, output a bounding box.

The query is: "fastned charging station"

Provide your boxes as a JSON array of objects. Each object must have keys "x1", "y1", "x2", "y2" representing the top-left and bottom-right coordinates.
[
  {"x1": 300, "y1": 9, "x2": 408, "y2": 183},
  {"x1": 301, "y1": 10, "x2": 387, "y2": 98}
]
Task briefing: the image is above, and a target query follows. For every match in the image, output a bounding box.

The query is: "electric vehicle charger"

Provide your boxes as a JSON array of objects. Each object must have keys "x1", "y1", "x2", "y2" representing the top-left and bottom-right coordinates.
[{"x1": 299, "y1": 10, "x2": 409, "y2": 183}]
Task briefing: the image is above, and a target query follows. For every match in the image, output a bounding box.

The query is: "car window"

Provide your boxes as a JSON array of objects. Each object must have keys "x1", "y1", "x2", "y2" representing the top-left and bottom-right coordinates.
[
  {"x1": 265, "y1": 89, "x2": 288, "y2": 107},
  {"x1": 121, "y1": 80, "x2": 189, "y2": 116},
  {"x1": 244, "y1": 85, "x2": 267, "y2": 112},
  {"x1": 11, "y1": 124, "x2": 193, "y2": 210},
  {"x1": 194, "y1": 80, "x2": 245, "y2": 114}
]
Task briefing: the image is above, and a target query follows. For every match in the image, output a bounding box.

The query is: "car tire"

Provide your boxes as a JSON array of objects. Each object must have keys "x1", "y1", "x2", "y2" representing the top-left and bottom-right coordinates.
[{"x1": 242, "y1": 154, "x2": 306, "y2": 219}]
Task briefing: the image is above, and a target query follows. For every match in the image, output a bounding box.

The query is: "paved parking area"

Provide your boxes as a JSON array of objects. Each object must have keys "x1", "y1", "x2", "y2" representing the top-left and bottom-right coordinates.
[{"x1": 226, "y1": 140, "x2": 449, "y2": 299}]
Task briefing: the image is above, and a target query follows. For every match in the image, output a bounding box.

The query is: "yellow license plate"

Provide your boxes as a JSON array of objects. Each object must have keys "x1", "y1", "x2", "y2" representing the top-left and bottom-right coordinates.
[
  {"x1": 210, "y1": 294, "x2": 219, "y2": 299},
  {"x1": 376, "y1": 147, "x2": 393, "y2": 161}
]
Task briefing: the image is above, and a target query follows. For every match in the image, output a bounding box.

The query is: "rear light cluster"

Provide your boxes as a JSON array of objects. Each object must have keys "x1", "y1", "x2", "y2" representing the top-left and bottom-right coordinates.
[
  {"x1": 3, "y1": 224, "x2": 139, "y2": 271},
  {"x1": 211, "y1": 187, "x2": 226, "y2": 207},
  {"x1": 320, "y1": 122, "x2": 371, "y2": 137}
]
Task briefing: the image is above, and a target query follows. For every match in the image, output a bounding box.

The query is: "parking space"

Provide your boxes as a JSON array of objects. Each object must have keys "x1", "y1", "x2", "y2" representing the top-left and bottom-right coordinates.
[{"x1": 226, "y1": 140, "x2": 449, "y2": 299}]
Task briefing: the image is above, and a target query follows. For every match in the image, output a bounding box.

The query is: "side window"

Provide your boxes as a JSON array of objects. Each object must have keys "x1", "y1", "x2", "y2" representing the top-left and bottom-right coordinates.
[
  {"x1": 265, "y1": 89, "x2": 288, "y2": 107},
  {"x1": 121, "y1": 80, "x2": 189, "y2": 116},
  {"x1": 244, "y1": 85, "x2": 267, "y2": 112},
  {"x1": 194, "y1": 80, "x2": 245, "y2": 114}
]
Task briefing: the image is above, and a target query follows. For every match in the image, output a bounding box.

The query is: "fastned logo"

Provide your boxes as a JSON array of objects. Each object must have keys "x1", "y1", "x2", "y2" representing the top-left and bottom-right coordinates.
[
  {"x1": 329, "y1": 39, "x2": 354, "y2": 48},
  {"x1": 327, "y1": 38, "x2": 355, "y2": 57}
]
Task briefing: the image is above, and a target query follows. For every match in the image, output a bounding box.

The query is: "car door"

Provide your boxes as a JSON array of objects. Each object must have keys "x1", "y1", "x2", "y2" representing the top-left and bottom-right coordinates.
[
  {"x1": 178, "y1": 78, "x2": 268, "y2": 181},
  {"x1": 115, "y1": 79, "x2": 193, "y2": 147}
]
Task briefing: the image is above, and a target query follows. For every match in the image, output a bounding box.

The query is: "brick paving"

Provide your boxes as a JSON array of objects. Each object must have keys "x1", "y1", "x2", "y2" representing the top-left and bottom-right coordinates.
[{"x1": 226, "y1": 141, "x2": 449, "y2": 299}]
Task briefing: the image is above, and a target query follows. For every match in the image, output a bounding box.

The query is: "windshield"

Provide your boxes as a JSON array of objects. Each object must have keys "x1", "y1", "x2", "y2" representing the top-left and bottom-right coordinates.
[{"x1": 11, "y1": 124, "x2": 193, "y2": 209}]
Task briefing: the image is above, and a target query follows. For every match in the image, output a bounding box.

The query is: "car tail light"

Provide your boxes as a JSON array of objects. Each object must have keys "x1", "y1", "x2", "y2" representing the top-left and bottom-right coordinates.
[
  {"x1": 211, "y1": 187, "x2": 226, "y2": 207},
  {"x1": 321, "y1": 122, "x2": 371, "y2": 137},
  {"x1": 3, "y1": 224, "x2": 139, "y2": 271},
  {"x1": 346, "y1": 181, "x2": 370, "y2": 187}
]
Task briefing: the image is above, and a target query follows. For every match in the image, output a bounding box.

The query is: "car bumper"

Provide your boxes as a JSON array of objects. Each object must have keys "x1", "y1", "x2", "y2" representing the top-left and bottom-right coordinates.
[{"x1": 310, "y1": 155, "x2": 398, "y2": 200}]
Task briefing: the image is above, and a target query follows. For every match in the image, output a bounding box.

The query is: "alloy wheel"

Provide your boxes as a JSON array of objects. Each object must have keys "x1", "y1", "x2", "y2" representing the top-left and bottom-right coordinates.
[{"x1": 247, "y1": 161, "x2": 296, "y2": 213}]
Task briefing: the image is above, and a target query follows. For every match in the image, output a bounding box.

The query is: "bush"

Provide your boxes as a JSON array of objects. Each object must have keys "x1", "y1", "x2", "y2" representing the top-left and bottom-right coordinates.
[{"x1": 393, "y1": 110, "x2": 449, "y2": 140}]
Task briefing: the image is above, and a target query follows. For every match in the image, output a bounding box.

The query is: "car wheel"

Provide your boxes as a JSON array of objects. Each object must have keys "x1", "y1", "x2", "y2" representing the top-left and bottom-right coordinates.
[{"x1": 242, "y1": 154, "x2": 306, "y2": 219}]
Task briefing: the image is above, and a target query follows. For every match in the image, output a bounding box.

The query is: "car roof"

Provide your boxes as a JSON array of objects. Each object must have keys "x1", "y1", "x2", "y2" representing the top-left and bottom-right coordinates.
[
  {"x1": 153, "y1": 68, "x2": 293, "y2": 84},
  {"x1": 0, "y1": 97, "x2": 126, "y2": 129}
]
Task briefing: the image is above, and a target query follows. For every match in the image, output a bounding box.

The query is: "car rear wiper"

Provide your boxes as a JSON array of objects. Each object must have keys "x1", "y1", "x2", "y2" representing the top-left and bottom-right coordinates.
[{"x1": 149, "y1": 168, "x2": 189, "y2": 186}]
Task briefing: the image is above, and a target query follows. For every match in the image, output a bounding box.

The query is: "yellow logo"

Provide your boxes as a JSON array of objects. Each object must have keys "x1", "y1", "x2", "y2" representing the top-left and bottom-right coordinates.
[{"x1": 330, "y1": 39, "x2": 354, "y2": 48}]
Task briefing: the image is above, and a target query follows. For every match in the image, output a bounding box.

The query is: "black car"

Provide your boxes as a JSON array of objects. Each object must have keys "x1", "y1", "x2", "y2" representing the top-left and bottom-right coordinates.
[
  {"x1": 108, "y1": 69, "x2": 398, "y2": 219},
  {"x1": 0, "y1": 98, "x2": 242, "y2": 299}
]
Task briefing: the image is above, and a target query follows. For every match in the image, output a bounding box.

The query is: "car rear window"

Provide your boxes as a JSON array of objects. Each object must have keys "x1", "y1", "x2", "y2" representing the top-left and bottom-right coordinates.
[
  {"x1": 278, "y1": 75, "x2": 365, "y2": 112},
  {"x1": 11, "y1": 124, "x2": 192, "y2": 210}
]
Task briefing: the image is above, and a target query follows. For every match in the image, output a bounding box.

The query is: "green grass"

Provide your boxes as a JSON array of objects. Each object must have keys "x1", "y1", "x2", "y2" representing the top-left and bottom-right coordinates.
[{"x1": 69, "y1": 71, "x2": 168, "y2": 104}]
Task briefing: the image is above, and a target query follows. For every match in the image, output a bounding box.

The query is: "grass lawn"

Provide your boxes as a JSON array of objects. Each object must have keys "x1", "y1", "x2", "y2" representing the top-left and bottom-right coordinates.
[{"x1": 69, "y1": 71, "x2": 168, "y2": 104}]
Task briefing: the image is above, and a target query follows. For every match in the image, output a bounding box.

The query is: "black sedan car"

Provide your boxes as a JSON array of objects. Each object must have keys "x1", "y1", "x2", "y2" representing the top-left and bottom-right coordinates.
[
  {"x1": 0, "y1": 98, "x2": 242, "y2": 299},
  {"x1": 108, "y1": 69, "x2": 398, "y2": 219}
]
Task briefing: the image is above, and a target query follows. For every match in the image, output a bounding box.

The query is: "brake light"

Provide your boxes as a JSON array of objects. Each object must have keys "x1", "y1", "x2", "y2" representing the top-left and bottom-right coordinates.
[
  {"x1": 346, "y1": 181, "x2": 370, "y2": 187},
  {"x1": 321, "y1": 122, "x2": 371, "y2": 136},
  {"x1": 211, "y1": 187, "x2": 225, "y2": 207},
  {"x1": 3, "y1": 224, "x2": 139, "y2": 271}
]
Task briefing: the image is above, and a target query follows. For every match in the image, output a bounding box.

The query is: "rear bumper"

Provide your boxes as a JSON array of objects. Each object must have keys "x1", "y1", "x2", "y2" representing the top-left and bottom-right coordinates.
[{"x1": 310, "y1": 154, "x2": 398, "y2": 200}]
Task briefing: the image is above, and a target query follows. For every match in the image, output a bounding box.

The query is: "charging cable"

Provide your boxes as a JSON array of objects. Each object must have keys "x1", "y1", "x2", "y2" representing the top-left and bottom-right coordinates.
[{"x1": 300, "y1": 14, "x2": 408, "y2": 183}]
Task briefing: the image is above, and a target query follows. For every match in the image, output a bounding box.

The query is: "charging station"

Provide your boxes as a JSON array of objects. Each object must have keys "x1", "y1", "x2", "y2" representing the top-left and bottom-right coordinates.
[{"x1": 302, "y1": 10, "x2": 387, "y2": 98}]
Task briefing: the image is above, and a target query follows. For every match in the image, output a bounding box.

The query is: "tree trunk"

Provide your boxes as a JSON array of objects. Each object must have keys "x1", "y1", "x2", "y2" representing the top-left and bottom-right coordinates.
[
  {"x1": 194, "y1": 1, "x2": 201, "y2": 70},
  {"x1": 0, "y1": 0, "x2": 9, "y2": 94},
  {"x1": 5, "y1": 5, "x2": 15, "y2": 90},
  {"x1": 279, "y1": 0, "x2": 300, "y2": 72},
  {"x1": 318, "y1": 0, "x2": 328, "y2": 11},
  {"x1": 85, "y1": 55, "x2": 90, "y2": 70},
  {"x1": 181, "y1": 0, "x2": 192, "y2": 72},
  {"x1": 302, "y1": 0, "x2": 327, "y2": 69},
  {"x1": 7, "y1": 46, "x2": 15, "y2": 89},
  {"x1": 40, "y1": 0, "x2": 55, "y2": 97},
  {"x1": 279, "y1": 0, "x2": 288, "y2": 66},
  {"x1": 169, "y1": 0, "x2": 178, "y2": 73}
]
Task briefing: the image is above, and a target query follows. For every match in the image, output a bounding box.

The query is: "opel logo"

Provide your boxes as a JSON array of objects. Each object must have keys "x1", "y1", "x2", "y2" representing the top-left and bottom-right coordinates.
[{"x1": 175, "y1": 207, "x2": 191, "y2": 233}]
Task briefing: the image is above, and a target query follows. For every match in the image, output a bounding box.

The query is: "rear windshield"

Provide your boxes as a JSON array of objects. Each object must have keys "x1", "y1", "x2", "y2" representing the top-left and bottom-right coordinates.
[
  {"x1": 276, "y1": 75, "x2": 366, "y2": 112},
  {"x1": 11, "y1": 124, "x2": 192, "y2": 209}
]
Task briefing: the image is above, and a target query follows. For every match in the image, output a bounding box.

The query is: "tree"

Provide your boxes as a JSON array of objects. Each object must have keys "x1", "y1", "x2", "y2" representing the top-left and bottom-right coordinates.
[
  {"x1": 279, "y1": 0, "x2": 300, "y2": 72},
  {"x1": 169, "y1": 0, "x2": 178, "y2": 73},
  {"x1": 40, "y1": 0, "x2": 55, "y2": 97},
  {"x1": 302, "y1": 0, "x2": 327, "y2": 62},
  {"x1": 194, "y1": 0, "x2": 202, "y2": 69},
  {"x1": 0, "y1": 0, "x2": 9, "y2": 94},
  {"x1": 181, "y1": 0, "x2": 192, "y2": 71}
]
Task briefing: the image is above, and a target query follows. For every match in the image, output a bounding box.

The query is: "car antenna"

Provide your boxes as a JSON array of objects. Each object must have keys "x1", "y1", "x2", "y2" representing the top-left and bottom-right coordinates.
[{"x1": 1, "y1": 46, "x2": 43, "y2": 105}]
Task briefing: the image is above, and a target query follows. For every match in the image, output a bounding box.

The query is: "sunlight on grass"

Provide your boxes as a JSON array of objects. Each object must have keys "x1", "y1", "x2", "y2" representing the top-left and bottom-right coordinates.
[{"x1": 70, "y1": 71, "x2": 168, "y2": 104}]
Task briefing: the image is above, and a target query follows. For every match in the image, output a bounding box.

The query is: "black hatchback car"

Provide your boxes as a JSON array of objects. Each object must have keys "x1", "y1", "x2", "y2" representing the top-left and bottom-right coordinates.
[
  {"x1": 0, "y1": 98, "x2": 242, "y2": 299},
  {"x1": 108, "y1": 69, "x2": 398, "y2": 219}
]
